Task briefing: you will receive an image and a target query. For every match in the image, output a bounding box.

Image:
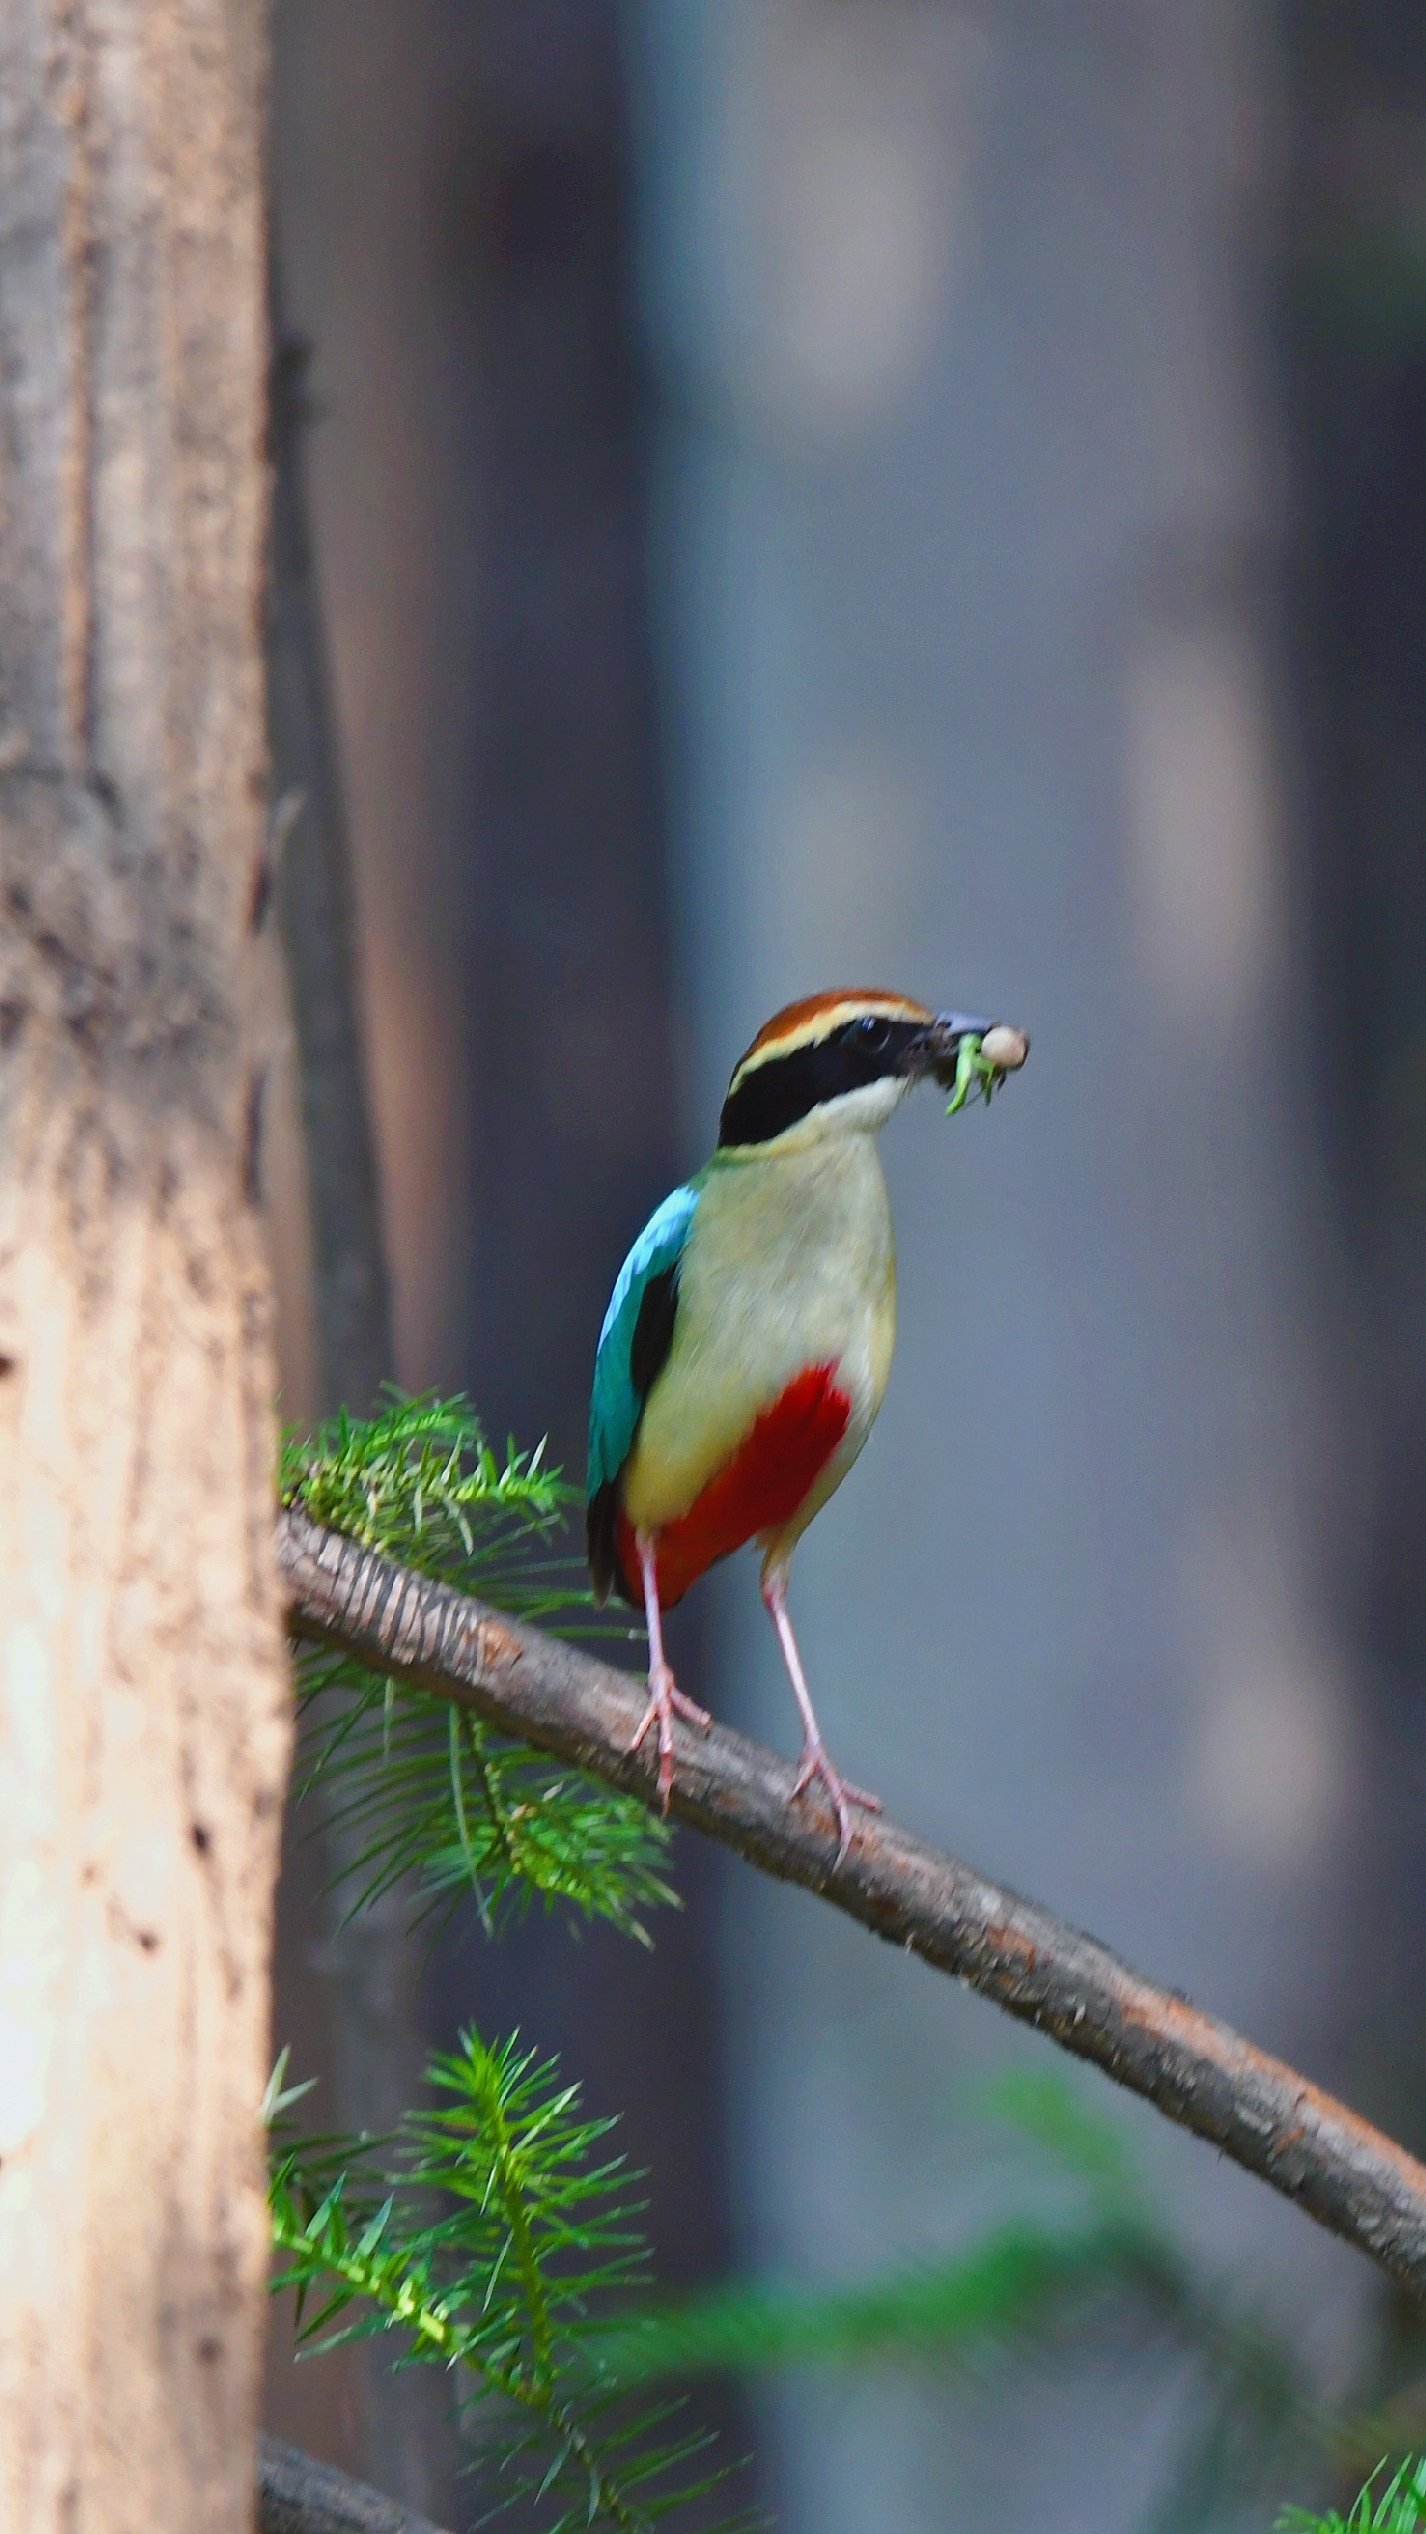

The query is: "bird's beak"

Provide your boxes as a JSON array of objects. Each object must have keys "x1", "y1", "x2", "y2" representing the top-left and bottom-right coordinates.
[{"x1": 908, "y1": 1011, "x2": 1030, "y2": 1091}]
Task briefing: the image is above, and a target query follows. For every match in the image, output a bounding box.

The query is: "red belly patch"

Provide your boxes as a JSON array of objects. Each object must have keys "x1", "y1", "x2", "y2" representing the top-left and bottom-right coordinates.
[{"x1": 618, "y1": 1362, "x2": 851, "y2": 1610}]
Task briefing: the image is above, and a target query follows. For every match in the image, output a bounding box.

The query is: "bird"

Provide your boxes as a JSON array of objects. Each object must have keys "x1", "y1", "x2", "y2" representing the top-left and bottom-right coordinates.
[{"x1": 586, "y1": 988, "x2": 1029, "y2": 1861}]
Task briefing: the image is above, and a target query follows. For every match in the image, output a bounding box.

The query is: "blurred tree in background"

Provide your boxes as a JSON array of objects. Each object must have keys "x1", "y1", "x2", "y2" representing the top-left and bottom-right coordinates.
[
  {"x1": 263, "y1": 0, "x2": 736, "y2": 2516},
  {"x1": 256, "y1": 2, "x2": 1426, "y2": 2530}
]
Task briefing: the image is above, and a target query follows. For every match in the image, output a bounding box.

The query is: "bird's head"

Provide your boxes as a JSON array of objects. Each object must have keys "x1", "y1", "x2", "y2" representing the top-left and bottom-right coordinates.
[{"x1": 717, "y1": 989, "x2": 1029, "y2": 1154}]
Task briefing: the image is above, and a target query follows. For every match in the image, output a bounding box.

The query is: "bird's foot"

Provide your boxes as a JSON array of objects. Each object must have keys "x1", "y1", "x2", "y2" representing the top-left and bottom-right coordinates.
[
  {"x1": 670, "y1": 1685, "x2": 713, "y2": 1730},
  {"x1": 790, "y1": 1736, "x2": 882, "y2": 1867},
  {"x1": 628, "y1": 1663, "x2": 710, "y2": 1811}
]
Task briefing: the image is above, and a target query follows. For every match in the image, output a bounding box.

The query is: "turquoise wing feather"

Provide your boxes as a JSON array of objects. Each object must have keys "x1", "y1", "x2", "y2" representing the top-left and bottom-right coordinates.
[
  {"x1": 586, "y1": 1181, "x2": 700, "y2": 1600},
  {"x1": 588, "y1": 1182, "x2": 700, "y2": 1497}
]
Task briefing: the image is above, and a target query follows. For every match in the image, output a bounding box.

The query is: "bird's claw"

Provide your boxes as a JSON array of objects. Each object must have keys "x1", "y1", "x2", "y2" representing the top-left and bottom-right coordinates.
[
  {"x1": 790, "y1": 1737, "x2": 882, "y2": 1867},
  {"x1": 628, "y1": 1662, "x2": 709, "y2": 1813},
  {"x1": 670, "y1": 1686, "x2": 712, "y2": 1730}
]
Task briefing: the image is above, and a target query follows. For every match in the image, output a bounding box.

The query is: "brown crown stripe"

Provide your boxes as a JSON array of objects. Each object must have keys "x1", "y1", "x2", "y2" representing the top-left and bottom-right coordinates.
[{"x1": 733, "y1": 989, "x2": 932, "y2": 1082}]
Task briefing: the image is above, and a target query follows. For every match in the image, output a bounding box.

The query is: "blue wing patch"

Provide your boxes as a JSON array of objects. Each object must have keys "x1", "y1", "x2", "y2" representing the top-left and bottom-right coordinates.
[{"x1": 587, "y1": 1181, "x2": 700, "y2": 1505}]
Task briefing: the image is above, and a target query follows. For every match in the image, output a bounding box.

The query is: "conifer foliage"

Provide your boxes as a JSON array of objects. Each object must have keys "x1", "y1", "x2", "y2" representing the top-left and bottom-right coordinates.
[
  {"x1": 275, "y1": 1396, "x2": 749, "y2": 2530},
  {"x1": 1280, "y1": 2458, "x2": 1426, "y2": 2534},
  {"x1": 272, "y1": 1395, "x2": 1426, "y2": 2533},
  {"x1": 285, "y1": 1395, "x2": 673, "y2": 1939}
]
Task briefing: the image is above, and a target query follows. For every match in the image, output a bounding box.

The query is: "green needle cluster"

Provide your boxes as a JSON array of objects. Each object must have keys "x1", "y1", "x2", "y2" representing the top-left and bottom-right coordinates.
[
  {"x1": 273, "y1": 1396, "x2": 737, "y2": 2527},
  {"x1": 284, "y1": 1391, "x2": 672, "y2": 1939},
  {"x1": 1280, "y1": 2457, "x2": 1426, "y2": 2534},
  {"x1": 281, "y1": 1390, "x2": 575, "y2": 1614},
  {"x1": 266, "y1": 2038, "x2": 752, "y2": 2534}
]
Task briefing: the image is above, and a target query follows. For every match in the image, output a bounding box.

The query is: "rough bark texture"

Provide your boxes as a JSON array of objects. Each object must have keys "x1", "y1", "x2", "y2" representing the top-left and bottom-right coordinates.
[
  {"x1": 278, "y1": 1507, "x2": 1426, "y2": 2303},
  {"x1": 0, "y1": 5, "x2": 291, "y2": 2530}
]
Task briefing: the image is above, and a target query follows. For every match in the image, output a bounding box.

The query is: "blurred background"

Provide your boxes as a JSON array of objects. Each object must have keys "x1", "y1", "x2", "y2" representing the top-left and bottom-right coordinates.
[{"x1": 260, "y1": 4, "x2": 1426, "y2": 2528}]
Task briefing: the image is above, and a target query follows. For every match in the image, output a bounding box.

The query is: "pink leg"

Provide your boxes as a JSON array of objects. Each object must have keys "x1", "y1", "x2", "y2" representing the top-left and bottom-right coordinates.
[
  {"x1": 627, "y1": 1529, "x2": 711, "y2": 1810},
  {"x1": 761, "y1": 1560, "x2": 880, "y2": 1865}
]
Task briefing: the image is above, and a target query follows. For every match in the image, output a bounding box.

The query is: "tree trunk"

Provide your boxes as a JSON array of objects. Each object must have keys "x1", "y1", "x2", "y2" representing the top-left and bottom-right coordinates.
[
  {"x1": 267, "y1": 276, "x2": 394, "y2": 1423},
  {"x1": 0, "y1": 5, "x2": 289, "y2": 2531},
  {"x1": 265, "y1": 266, "x2": 453, "y2": 2516}
]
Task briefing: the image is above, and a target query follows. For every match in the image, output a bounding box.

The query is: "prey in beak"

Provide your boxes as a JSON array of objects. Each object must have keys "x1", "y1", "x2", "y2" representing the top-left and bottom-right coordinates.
[{"x1": 909, "y1": 1011, "x2": 1031, "y2": 1112}]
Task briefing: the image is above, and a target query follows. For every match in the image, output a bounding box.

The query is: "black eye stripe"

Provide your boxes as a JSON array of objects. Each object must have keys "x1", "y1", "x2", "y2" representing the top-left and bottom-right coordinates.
[{"x1": 717, "y1": 1017, "x2": 924, "y2": 1148}]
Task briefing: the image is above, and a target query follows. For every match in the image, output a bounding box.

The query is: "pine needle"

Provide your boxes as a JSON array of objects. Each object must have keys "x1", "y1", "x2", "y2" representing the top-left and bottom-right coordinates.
[
  {"x1": 268, "y1": 2030, "x2": 756, "y2": 2534},
  {"x1": 1279, "y1": 2456, "x2": 1426, "y2": 2534},
  {"x1": 283, "y1": 1392, "x2": 673, "y2": 1940}
]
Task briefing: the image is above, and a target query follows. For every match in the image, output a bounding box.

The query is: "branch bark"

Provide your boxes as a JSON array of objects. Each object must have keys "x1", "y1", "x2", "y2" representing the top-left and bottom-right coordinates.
[
  {"x1": 277, "y1": 1505, "x2": 1426, "y2": 2303},
  {"x1": 258, "y1": 2438, "x2": 448, "y2": 2534}
]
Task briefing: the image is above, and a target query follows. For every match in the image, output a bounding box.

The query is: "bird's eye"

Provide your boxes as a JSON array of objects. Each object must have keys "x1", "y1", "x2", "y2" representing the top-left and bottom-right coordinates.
[{"x1": 857, "y1": 1016, "x2": 890, "y2": 1051}]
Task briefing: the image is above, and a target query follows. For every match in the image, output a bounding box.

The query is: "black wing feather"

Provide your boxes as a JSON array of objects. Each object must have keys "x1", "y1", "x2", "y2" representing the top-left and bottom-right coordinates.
[{"x1": 629, "y1": 1266, "x2": 679, "y2": 1401}]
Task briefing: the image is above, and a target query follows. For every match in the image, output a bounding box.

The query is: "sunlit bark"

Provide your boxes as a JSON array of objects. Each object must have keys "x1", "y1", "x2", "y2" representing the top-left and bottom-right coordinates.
[{"x1": 0, "y1": 4, "x2": 289, "y2": 2527}]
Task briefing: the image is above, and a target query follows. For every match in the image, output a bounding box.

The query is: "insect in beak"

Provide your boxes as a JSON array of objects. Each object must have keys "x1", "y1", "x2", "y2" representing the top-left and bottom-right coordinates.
[{"x1": 914, "y1": 1013, "x2": 1030, "y2": 1111}]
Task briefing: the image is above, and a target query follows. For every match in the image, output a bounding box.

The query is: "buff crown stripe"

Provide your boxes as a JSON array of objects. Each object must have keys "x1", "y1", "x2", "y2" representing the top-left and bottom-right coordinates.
[{"x1": 731, "y1": 989, "x2": 932, "y2": 1085}]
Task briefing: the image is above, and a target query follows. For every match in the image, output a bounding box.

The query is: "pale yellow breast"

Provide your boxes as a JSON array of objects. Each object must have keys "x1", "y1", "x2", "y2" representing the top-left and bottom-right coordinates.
[{"x1": 622, "y1": 1131, "x2": 897, "y2": 1534}]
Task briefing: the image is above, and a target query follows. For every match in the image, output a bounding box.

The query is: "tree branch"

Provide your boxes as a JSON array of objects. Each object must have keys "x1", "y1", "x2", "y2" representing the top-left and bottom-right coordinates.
[
  {"x1": 259, "y1": 2436, "x2": 449, "y2": 2534},
  {"x1": 277, "y1": 1505, "x2": 1426, "y2": 2303}
]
